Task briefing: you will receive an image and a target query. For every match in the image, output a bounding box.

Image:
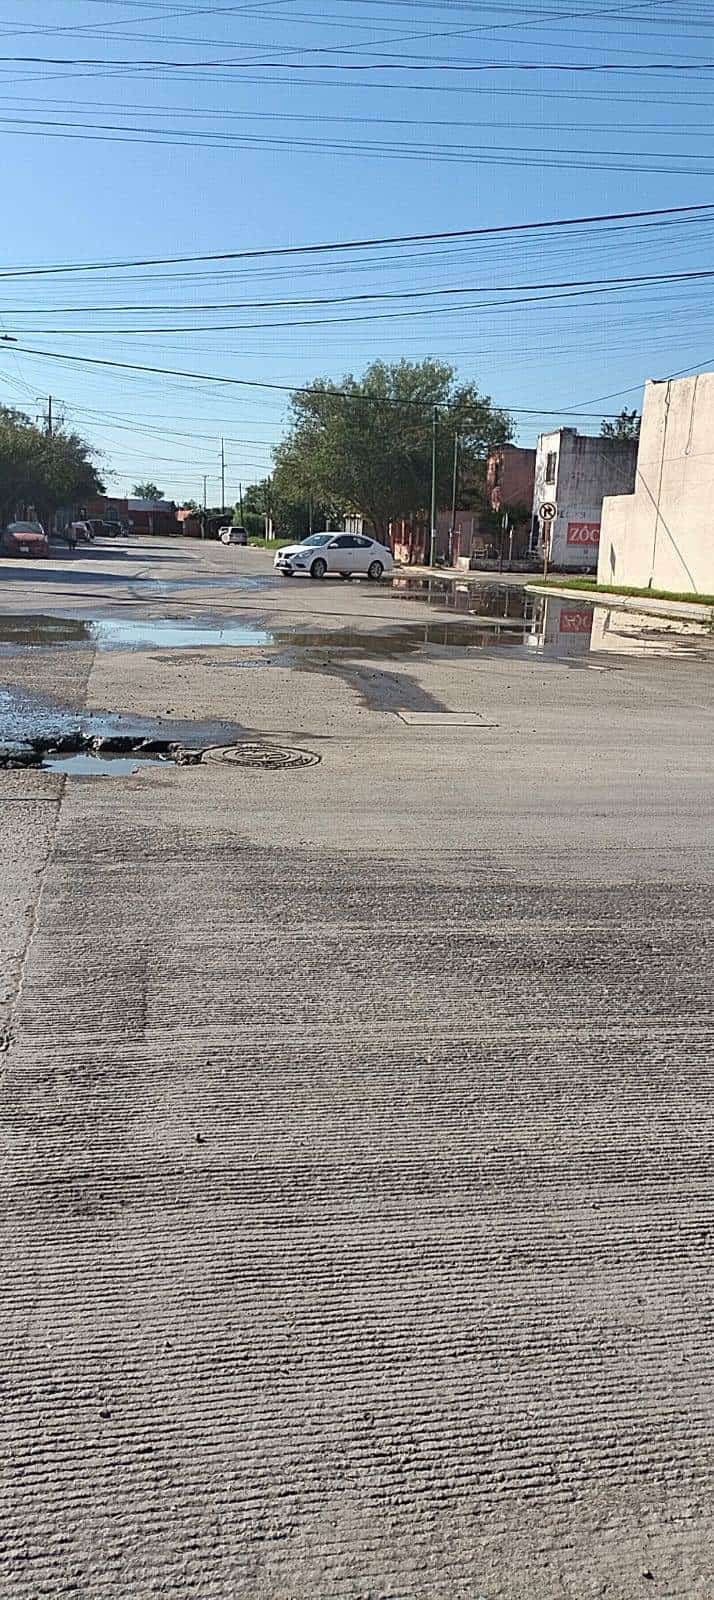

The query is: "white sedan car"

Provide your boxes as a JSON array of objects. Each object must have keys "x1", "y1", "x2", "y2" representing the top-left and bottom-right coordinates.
[{"x1": 274, "y1": 532, "x2": 394, "y2": 581}]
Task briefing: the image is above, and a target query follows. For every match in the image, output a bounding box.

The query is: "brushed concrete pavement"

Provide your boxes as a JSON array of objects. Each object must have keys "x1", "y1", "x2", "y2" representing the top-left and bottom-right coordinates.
[{"x1": 0, "y1": 539, "x2": 712, "y2": 1599}]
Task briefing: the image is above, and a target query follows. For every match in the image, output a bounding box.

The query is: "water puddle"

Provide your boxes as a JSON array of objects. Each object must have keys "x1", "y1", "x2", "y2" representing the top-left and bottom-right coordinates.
[
  {"x1": 0, "y1": 612, "x2": 272, "y2": 651},
  {"x1": 273, "y1": 622, "x2": 528, "y2": 656},
  {"x1": 44, "y1": 752, "x2": 165, "y2": 776},
  {"x1": 0, "y1": 615, "x2": 93, "y2": 648},
  {"x1": 387, "y1": 577, "x2": 532, "y2": 621},
  {"x1": 527, "y1": 595, "x2": 714, "y2": 662},
  {"x1": 0, "y1": 591, "x2": 711, "y2": 672}
]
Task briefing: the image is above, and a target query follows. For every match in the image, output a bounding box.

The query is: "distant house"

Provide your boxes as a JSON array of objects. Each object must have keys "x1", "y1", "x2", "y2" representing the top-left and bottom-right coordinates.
[
  {"x1": 486, "y1": 445, "x2": 536, "y2": 518},
  {"x1": 83, "y1": 494, "x2": 176, "y2": 535},
  {"x1": 532, "y1": 429, "x2": 638, "y2": 570},
  {"x1": 176, "y1": 506, "x2": 202, "y2": 538},
  {"x1": 390, "y1": 509, "x2": 493, "y2": 567},
  {"x1": 126, "y1": 497, "x2": 180, "y2": 537}
]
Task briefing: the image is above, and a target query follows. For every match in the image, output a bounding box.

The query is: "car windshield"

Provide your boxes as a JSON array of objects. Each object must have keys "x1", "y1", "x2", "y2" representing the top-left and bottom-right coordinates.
[{"x1": 301, "y1": 534, "x2": 333, "y2": 546}]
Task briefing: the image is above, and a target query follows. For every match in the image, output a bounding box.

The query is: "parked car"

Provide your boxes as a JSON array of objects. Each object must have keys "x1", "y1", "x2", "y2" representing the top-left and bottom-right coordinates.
[
  {"x1": 2, "y1": 520, "x2": 50, "y2": 558},
  {"x1": 274, "y1": 532, "x2": 394, "y2": 580},
  {"x1": 86, "y1": 517, "x2": 123, "y2": 539},
  {"x1": 219, "y1": 525, "x2": 248, "y2": 546}
]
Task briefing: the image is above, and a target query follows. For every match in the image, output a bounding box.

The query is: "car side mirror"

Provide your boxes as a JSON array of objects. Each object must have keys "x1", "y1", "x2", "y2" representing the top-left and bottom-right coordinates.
[{"x1": 327, "y1": 540, "x2": 339, "y2": 548}]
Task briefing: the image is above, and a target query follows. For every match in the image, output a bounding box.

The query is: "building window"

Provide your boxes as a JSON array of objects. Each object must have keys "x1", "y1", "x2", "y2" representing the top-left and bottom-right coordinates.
[
  {"x1": 545, "y1": 451, "x2": 557, "y2": 483},
  {"x1": 493, "y1": 459, "x2": 501, "y2": 486}
]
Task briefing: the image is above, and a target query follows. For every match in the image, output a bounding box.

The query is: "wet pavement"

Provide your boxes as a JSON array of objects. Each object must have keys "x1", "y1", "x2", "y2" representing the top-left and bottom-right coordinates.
[{"x1": 0, "y1": 681, "x2": 251, "y2": 751}]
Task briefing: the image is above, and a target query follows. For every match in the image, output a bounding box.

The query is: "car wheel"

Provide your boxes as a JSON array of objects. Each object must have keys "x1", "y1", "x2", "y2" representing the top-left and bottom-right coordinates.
[
  {"x1": 367, "y1": 560, "x2": 384, "y2": 581},
  {"x1": 310, "y1": 557, "x2": 327, "y2": 579}
]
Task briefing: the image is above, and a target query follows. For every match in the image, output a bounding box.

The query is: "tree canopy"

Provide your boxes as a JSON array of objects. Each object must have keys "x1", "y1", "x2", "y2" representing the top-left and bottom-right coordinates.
[
  {"x1": 237, "y1": 478, "x2": 334, "y2": 541},
  {"x1": 0, "y1": 406, "x2": 104, "y2": 526},
  {"x1": 132, "y1": 481, "x2": 163, "y2": 499},
  {"x1": 600, "y1": 409, "x2": 641, "y2": 440},
  {"x1": 272, "y1": 359, "x2": 513, "y2": 543}
]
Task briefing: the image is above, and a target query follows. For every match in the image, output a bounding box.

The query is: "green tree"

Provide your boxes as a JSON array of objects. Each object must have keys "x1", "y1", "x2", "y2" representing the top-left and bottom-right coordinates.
[
  {"x1": 600, "y1": 409, "x2": 641, "y2": 440},
  {"x1": 132, "y1": 481, "x2": 163, "y2": 499},
  {"x1": 272, "y1": 359, "x2": 513, "y2": 545},
  {"x1": 0, "y1": 406, "x2": 104, "y2": 526},
  {"x1": 237, "y1": 479, "x2": 334, "y2": 540}
]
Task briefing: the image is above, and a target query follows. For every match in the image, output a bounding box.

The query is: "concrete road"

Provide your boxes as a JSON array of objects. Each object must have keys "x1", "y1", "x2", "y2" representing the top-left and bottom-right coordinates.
[{"x1": 1, "y1": 538, "x2": 712, "y2": 1599}]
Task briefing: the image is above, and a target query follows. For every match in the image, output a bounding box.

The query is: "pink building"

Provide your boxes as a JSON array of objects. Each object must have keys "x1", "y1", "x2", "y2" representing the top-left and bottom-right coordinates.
[{"x1": 486, "y1": 445, "x2": 536, "y2": 516}]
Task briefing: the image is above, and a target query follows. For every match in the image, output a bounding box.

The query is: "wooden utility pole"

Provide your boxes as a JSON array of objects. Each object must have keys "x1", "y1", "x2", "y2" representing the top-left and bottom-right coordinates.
[
  {"x1": 449, "y1": 431, "x2": 459, "y2": 567},
  {"x1": 429, "y1": 406, "x2": 438, "y2": 568}
]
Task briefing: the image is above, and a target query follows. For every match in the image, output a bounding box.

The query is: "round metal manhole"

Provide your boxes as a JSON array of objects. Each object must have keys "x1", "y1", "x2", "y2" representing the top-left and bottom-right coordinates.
[{"x1": 201, "y1": 742, "x2": 321, "y2": 770}]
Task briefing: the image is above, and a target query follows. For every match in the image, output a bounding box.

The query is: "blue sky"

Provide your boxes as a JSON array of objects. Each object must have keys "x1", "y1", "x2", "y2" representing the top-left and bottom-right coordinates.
[{"x1": 0, "y1": 0, "x2": 713, "y2": 506}]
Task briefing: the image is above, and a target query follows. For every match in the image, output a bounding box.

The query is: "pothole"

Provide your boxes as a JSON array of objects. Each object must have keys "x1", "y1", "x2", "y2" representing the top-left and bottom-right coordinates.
[{"x1": 0, "y1": 731, "x2": 321, "y2": 774}]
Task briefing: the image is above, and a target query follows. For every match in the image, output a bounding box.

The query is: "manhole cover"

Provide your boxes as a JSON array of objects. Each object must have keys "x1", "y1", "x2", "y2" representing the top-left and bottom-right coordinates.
[{"x1": 202, "y1": 742, "x2": 320, "y2": 770}]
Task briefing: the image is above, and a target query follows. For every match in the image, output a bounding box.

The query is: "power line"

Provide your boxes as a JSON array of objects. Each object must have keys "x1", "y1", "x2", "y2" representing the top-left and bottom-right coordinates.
[
  {"x1": 10, "y1": 121, "x2": 714, "y2": 178},
  {"x1": 5, "y1": 340, "x2": 638, "y2": 415},
  {"x1": 4, "y1": 50, "x2": 714, "y2": 70},
  {"x1": 8, "y1": 265, "x2": 714, "y2": 319},
  {"x1": 0, "y1": 202, "x2": 709, "y2": 279},
  {"x1": 7, "y1": 115, "x2": 714, "y2": 176}
]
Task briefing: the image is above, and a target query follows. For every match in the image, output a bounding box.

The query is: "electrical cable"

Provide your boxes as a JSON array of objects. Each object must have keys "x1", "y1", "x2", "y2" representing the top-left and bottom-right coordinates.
[{"x1": 0, "y1": 202, "x2": 709, "y2": 279}]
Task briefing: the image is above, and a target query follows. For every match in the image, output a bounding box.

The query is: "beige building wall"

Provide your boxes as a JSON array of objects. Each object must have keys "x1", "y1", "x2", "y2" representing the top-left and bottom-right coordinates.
[{"x1": 598, "y1": 373, "x2": 714, "y2": 594}]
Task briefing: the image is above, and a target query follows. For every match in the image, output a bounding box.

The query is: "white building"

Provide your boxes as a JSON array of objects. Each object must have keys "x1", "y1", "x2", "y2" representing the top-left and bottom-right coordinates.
[
  {"x1": 599, "y1": 373, "x2": 714, "y2": 595},
  {"x1": 532, "y1": 428, "x2": 638, "y2": 571}
]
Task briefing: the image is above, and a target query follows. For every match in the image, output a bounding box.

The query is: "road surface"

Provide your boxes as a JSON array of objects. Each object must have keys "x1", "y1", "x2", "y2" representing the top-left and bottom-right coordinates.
[{"x1": 1, "y1": 538, "x2": 712, "y2": 1599}]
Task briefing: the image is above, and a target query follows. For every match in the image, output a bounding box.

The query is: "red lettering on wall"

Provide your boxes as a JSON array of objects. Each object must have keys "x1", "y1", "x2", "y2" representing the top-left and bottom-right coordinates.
[{"x1": 566, "y1": 521, "x2": 600, "y2": 546}]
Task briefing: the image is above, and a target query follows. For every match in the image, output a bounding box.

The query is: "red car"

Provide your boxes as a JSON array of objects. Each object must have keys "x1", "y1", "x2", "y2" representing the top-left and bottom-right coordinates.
[{"x1": 2, "y1": 520, "x2": 50, "y2": 558}]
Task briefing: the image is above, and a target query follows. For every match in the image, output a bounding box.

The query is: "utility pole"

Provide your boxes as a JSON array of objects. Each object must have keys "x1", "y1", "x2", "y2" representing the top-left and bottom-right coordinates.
[
  {"x1": 202, "y1": 474, "x2": 207, "y2": 540},
  {"x1": 449, "y1": 431, "x2": 459, "y2": 567},
  {"x1": 239, "y1": 482, "x2": 243, "y2": 522},
  {"x1": 220, "y1": 438, "x2": 225, "y2": 514},
  {"x1": 47, "y1": 395, "x2": 53, "y2": 437},
  {"x1": 429, "y1": 405, "x2": 438, "y2": 568}
]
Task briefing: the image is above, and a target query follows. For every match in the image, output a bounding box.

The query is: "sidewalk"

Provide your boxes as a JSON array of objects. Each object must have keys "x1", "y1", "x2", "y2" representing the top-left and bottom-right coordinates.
[{"x1": 397, "y1": 561, "x2": 544, "y2": 585}]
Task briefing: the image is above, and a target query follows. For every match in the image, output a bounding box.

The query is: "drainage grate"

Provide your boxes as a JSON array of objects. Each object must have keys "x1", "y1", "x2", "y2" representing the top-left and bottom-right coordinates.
[{"x1": 201, "y1": 742, "x2": 321, "y2": 770}]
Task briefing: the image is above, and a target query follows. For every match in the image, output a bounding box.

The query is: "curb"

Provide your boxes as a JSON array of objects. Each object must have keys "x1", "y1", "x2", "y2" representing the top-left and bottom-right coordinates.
[{"x1": 525, "y1": 585, "x2": 714, "y2": 624}]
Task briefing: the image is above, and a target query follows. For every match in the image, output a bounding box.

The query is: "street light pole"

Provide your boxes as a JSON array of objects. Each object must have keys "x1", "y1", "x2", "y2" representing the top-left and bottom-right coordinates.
[
  {"x1": 220, "y1": 437, "x2": 225, "y2": 514},
  {"x1": 429, "y1": 405, "x2": 438, "y2": 569}
]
